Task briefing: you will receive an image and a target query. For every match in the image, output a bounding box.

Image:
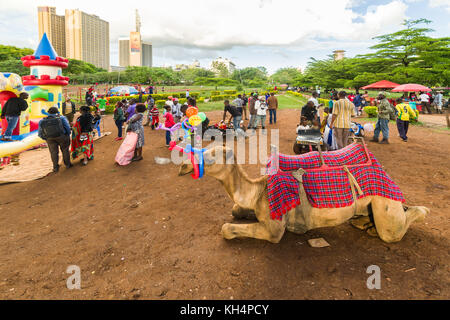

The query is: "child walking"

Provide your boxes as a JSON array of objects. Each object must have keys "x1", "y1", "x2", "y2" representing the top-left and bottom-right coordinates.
[
  {"x1": 163, "y1": 105, "x2": 175, "y2": 147},
  {"x1": 126, "y1": 103, "x2": 146, "y2": 161},
  {"x1": 150, "y1": 104, "x2": 160, "y2": 130}
]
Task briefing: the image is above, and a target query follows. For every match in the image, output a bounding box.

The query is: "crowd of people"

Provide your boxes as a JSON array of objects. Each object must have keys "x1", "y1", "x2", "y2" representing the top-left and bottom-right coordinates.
[
  {"x1": 296, "y1": 87, "x2": 447, "y2": 151},
  {"x1": 2, "y1": 84, "x2": 447, "y2": 173}
]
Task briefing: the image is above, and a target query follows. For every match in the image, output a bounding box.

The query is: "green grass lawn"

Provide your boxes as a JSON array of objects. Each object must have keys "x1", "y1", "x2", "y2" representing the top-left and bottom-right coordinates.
[{"x1": 196, "y1": 93, "x2": 306, "y2": 112}]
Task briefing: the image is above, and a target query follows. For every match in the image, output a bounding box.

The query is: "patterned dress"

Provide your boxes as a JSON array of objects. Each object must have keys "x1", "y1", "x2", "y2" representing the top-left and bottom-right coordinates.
[
  {"x1": 71, "y1": 119, "x2": 94, "y2": 160},
  {"x1": 128, "y1": 113, "x2": 145, "y2": 148}
]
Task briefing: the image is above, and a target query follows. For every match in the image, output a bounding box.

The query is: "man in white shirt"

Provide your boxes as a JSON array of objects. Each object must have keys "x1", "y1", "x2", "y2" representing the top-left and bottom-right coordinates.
[
  {"x1": 419, "y1": 92, "x2": 432, "y2": 114},
  {"x1": 434, "y1": 91, "x2": 443, "y2": 114},
  {"x1": 171, "y1": 98, "x2": 183, "y2": 122},
  {"x1": 308, "y1": 91, "x2": 322, "y2": 120},
  {"x1": 255, "y1": 96, "x2": 268, "y2": 130}
]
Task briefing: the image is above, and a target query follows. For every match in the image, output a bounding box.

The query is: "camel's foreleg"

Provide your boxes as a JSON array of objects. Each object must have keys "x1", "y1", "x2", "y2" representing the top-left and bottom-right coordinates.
[
  {"x1": 370, "y1": 196, "x2": 429, "y2": 243},
  {"x1": 221, "y1": 217, "x2": 286, "y2": 243},
  {"x1": 231, "y1": 204, "x2": 256, "y2": 220}
]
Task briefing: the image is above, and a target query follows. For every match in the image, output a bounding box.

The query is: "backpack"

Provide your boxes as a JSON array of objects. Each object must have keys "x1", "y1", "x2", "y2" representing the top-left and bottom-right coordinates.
[{"x1": 40, "y1": 116, "x2": 65, "y2": 139}]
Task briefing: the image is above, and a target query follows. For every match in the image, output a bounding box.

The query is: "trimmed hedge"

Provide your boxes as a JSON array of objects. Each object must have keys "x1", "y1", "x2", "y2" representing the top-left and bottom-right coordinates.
[
  {"x1": 364, "y1": 106, "x2": 378, "y2": 117},
  {"x1": 155, "y1": 100, "x2": 166, "y2": 107},
  {"x1": 210, "y1": 94, "x2": 234, "y2": 101},
  {"x1": 223, "y1": 90, "x2": 236, "y2": 95},
  {"x1": 105, "y1": 104, "x2": 115, "y2": 114}
]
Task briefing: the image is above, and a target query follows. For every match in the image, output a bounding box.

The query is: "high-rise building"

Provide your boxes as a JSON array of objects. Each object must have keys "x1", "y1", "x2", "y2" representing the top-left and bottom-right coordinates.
[
  {"x1": 37, "y1": 7, "x2": 110, "y2": 70},
  {"x1": 65, "y1": 9, "x2": 110, "y2": 70},
  {"x1": 141, "y1": 42, "x2": 153, "y2": 67},
  {"x1": 119, "y1": 38, "x2": 130, "y2": 67},
  {"x1": 37, "y1": 7, "x2": 66, "y2": 57},
  {"x1": 118, "y1": 10, "x2": 153, "y2": 68}
]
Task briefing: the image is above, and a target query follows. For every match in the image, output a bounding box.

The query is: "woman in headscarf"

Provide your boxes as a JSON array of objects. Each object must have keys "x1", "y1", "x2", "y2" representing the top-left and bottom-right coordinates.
[
  {"x1": 126, "y1": 103, "x2": 146, "y2": 161},
  {"x1": 71, "y1": 106, "x2": 94, "y2": 165}
]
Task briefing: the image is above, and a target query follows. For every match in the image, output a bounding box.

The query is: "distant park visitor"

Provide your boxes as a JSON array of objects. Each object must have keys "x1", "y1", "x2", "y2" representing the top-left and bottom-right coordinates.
[
  {"x1": 248, "y1": 93, "x2": 258, "y2": 129},
  {"x1": 0, "y1": 92, "x2": 29, "y2": 141},
  {"x1": 255, "y1": 96, "x2": 268, "y2": 129},
  {"x1": 38, "y1": 106, "x2": 72, "y2": 172},
  {"x1": 126, "y1": 103, "x2": 146, "y2": 161},
  {"x1": 267, "y1": 92, "x2": 278, "y2": 124},
  {"x1": 223, "y1": 99, "x2": 242, "y2": 133},
  {"x1": 395, "y1": 98, "x2": 417, "y2": 142},
  {"x1": 419, "y1": 91, "x2": 432, "y2": 114},
  {"x1": 371, "y1": 92, "x2": 391, "y2": 144},
  {"x1": 62, "y1": 97, "x2": 76, "y2": 126},
  {"x1": 330, "y1": 91, "x2": 356, "y2": 149},
  {"x1": 71, "y1": 106, "x2": 95, "y2": 166},
  {"x1": 113, "y1": 101, "x2": 126, "y2": 141},
  {"x1": 232, "y1": 94, "x2": 244, "y2": 116}
]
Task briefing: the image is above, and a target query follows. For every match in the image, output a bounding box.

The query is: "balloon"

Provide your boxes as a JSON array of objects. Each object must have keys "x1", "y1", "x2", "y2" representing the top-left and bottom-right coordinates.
[
  {"x1": 198, "y1": 112, "x2": 206, "y2": 122},
  {"x1": 186, "y1": 106, "x2": 198, "y2": 118},
  {"x1": 156, "y1": 122, "x2": 182, "y2": 133},
  {"x1": 363, "y1": 123, "x2": 375, "y2": 132},
  {"x1": 168, "y1": 141, "x2": 207, "y2": 179},
  {"x1": 189, "y1": 115, "x2": 202, "y2": 126}
]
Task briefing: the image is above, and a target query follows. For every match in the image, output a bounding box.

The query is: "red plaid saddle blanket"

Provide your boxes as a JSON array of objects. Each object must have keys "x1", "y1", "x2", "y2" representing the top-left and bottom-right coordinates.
[{"x1": 266, "y1": 143, "x2": 405, "y2": 220}]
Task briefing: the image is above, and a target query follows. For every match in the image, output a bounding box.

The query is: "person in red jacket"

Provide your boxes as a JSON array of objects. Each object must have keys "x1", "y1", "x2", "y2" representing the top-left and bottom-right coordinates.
[{"x1": 163, "y1": 105, "x2": 175, "y2": 147}]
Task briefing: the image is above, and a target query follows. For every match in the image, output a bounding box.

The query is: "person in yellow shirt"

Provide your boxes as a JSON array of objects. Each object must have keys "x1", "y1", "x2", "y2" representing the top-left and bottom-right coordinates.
[{"x1": 395, "y1": 98, "x2": 417, "y2": 142}]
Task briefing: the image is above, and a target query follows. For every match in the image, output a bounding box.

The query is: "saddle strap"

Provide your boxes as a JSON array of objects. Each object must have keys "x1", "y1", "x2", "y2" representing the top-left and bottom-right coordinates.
[{"x1": 343, "y1": 165, "x2": 364, "y2": 214}]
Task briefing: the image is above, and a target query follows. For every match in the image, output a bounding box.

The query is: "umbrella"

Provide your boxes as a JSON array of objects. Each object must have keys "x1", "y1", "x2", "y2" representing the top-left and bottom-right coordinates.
[
  {"x1": 391, "y1": 84, "x2": 431, "y2": 92},
  {"x1": 108, "y1": 86, "x2": 139, "y2": 95},
  {"x1": 361, "y1": 80, "x2": 399, "y2": 90}
]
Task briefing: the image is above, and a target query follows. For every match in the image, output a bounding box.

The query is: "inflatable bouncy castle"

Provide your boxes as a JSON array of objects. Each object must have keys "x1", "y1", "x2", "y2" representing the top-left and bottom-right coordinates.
[{"x1": 0, "y1": 33, "x2": 69, "y2": 158}]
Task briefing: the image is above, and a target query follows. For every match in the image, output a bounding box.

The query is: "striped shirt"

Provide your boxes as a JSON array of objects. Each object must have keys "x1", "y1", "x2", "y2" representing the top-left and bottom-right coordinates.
[{"x1": 332, "y1": 98, "x2": 356, "y2": 128}]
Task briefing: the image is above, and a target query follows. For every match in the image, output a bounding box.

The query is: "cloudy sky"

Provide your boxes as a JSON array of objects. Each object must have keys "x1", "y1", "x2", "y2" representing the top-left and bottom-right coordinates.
[{"x1": 0, "y1": 0, "x2": 449, "y2": 73}]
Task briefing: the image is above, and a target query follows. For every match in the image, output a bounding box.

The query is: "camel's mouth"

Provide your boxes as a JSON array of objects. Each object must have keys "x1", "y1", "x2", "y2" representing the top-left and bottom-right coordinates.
[{"x1": 178, "y1": 163, "x2": 194, "y2": 176}]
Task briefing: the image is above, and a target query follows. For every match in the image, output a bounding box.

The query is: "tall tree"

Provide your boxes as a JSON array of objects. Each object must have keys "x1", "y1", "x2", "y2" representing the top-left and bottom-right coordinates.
[{"x1": 270, "y1": 67, "x2": 302, "y2": 84}]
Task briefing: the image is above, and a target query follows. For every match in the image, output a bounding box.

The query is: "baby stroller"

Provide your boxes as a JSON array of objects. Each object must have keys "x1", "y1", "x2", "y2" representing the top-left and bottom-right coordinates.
[{"x1": 350, "y1": 122, "x2": 364, "y2": 137}]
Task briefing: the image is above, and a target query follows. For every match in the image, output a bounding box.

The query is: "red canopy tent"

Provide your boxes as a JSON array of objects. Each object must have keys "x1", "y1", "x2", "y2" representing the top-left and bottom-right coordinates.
[
  {"x1": 391, "y1": 83, "x2": 431, "y2": 92},
  {"x1": 361, "y1": 80, "x2": 400, "y2": 90}
]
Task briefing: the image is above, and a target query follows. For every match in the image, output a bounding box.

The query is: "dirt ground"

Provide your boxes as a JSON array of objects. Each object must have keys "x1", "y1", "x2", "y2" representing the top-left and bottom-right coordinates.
[{"x1": 0, "y1": 109, "x2": 449, "y2": 300}]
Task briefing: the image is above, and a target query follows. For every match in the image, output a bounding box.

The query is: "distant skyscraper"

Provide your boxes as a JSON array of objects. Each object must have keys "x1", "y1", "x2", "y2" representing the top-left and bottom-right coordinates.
[
  {"x1": 37, "y1": 6, "x2": 110, "y2": 70},
  {"x1": 141, "y1": 42, "x2": 153, "y2": 67},
  {"x1": 65, "y1": 9, "x2": 110, "y2": 70},
  {"x1": 37, "y1": 7, "x2": 66, "y2": 57},
  {"x1": 119, "y1": 38, "x2": 130, "y2": 67},
  {"x1": 118, "y1": 10, "x2": 153, "y2": 68}
]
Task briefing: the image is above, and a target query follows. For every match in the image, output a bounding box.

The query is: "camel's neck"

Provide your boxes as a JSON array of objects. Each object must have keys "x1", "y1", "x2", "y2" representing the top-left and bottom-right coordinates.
[{"x1": 215, "y1": 164, "x2": 266, "y2": 210}]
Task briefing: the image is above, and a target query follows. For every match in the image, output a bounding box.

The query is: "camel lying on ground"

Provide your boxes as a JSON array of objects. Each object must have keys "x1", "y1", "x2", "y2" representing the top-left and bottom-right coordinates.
[{"x1": 179, "y1": 145, "x2": 429, "y2": 243}]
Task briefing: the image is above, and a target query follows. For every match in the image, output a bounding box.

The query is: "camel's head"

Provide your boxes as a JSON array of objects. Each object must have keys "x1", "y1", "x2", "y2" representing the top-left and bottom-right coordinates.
[{"x1": 178, "y1": 145, "x2": 234, "y2": 179}]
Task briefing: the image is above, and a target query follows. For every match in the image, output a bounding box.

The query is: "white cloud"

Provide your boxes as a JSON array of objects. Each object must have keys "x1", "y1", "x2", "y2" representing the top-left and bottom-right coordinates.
[
  {"x1": 0, "y1": 0, "x2": 411, "y2": 70},
  {"x1": 428, "y1": 0, "x2": 450, "y2": 11},
  {"x1": 0, "y1": 0, "x2": 408, "y2": 48}
]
